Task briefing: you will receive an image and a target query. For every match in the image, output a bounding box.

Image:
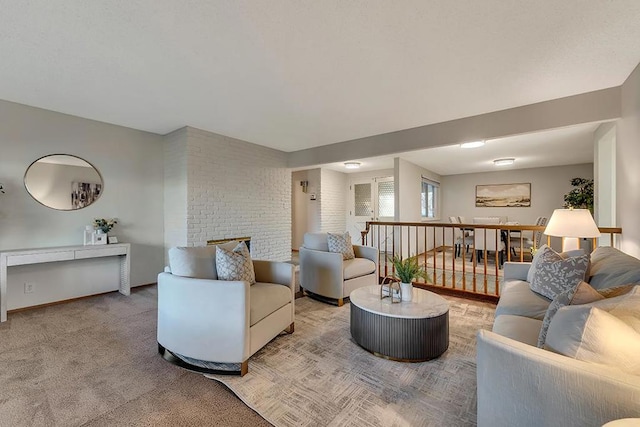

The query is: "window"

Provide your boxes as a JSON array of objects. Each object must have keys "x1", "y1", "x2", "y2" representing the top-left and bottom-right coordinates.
[{"x1": 421, "y1": 177, "x2": 439, "y2": 219}]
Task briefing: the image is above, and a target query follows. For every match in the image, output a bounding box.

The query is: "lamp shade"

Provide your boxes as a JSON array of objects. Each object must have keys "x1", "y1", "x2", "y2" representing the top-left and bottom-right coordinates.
[{"x1": 544, "y1": 209, "x2": 601, "y2": 238}]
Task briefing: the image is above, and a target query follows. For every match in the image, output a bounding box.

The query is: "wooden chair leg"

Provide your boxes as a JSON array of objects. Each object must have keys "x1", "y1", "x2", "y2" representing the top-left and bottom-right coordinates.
[
  {"x1": 337, "y1": 298, "x2": 344, "y2": 307},
  {"x1": 240, "y1": 360, "x2": 249, "y2": 376},
  {"x1": 284, "y1": 322, "x2": 294, "y2": 334}
]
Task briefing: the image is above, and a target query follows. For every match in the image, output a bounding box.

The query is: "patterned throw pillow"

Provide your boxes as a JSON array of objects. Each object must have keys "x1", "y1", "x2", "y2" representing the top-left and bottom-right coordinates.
[
  {"x1": 327, "y1": 232, "x2": 355, "y2": 260},
  {"x1": 527, "y1": 245, "x2": 585, "y2": 284},
  {"x1": 529, "y1": 246, "x2": 590, "y2": 300},
  {"x1": 215, "y1": 242, "x2": 256, "y2": 284},
  {"x1": 537, "y1": 281, "x2": 604, "y2": 347}
]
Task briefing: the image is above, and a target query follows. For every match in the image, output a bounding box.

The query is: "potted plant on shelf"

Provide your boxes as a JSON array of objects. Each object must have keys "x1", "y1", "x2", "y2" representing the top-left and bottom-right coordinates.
[{"x1": 391, "y1": 255, "x2": 430, "y2": 302}]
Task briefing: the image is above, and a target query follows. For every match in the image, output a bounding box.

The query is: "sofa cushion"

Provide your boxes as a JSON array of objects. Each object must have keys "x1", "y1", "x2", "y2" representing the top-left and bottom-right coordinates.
[
  {"x1": 168, "y1": 241, "x2": 238, "y2": 279},
  {"x1": 529, "y1": 246, "x2": 590, "y2": 300},
  {"x1": 250, "y1": 282, "x2": 291, "y2": 326},
  {"x1": 303, "y1": 233, "x2": 329, "y2": 252},
  {"x1": 588, "y1": 247, "x2": 640, "y2": 290},
  {"x1": 216, "y1": 242, "x2": 256, "y2": 284},
  {"x1": 343, "y1": 258, "x2": 376, "y2": 280},
  {"x1": 545, "y1": 305, "x2": 640, "y2": 375},
  {"x1": 496, "y1": 280, "x2": 552, "y2": 320},
  {"x1": 327, "y1": 232, "x2": 355, "y2": 260},
  {"x1": 492, "y1": 315, "x2": 543, "y2": 346},
  {"x1": 537, "y1": 281, "x2": 604, "y2": 348}
]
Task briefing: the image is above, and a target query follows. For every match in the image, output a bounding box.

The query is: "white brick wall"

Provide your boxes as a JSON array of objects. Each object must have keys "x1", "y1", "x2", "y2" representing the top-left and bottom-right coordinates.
[
  {"x1": 163, "y1": 127, "x2": 292, "y2": 261},
  {"x1": 320, "y1": 168, "x2": 347, "y2": 233}
]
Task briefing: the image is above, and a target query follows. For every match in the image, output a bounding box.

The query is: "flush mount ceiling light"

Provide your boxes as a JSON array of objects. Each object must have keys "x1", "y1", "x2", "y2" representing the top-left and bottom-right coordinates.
[
  {"x1": 493, "y1": 158, "x2": 515, "y2": 166},
  {"x1": 460, "y1": 140, "x2": 485, "y2": 149},
  {"x1": 344, "y1": 162, "x2": 361, "y2": 169}
]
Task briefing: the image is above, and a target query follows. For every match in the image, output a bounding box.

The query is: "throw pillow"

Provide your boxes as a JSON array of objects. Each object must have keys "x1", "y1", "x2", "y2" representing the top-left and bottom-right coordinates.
[
  {"x1": 529, "y1": 245, "x2": 590, "y2": 300},
  {"x1": 327, "y1": 232, "x2": 355, "y2": 260},
  {"x1": 215, "y1": 242, "x2": 256, "y2": 284},
  {"x1": 545, "y1": 305, "x2": 640, "y2": 375},
  {"x1": 527, "y1": 245, "x2": 585, "y2": 284},
  {"x1": 536, "y1": 281, "x2": 604, "y2": 347},
  {"x1": 168, "y1": 246, "x2": 217, "y2": 279}
]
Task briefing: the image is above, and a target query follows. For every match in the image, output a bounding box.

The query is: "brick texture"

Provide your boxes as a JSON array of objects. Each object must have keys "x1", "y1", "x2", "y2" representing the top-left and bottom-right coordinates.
[{"x1": 163, "y1": 127, "x2": 291, "y2": 261}]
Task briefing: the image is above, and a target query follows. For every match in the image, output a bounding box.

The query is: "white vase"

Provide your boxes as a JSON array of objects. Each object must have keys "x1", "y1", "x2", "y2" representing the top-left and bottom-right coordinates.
[{"x1": 400, "y1": 282, "x2": 413, "y2": 302}]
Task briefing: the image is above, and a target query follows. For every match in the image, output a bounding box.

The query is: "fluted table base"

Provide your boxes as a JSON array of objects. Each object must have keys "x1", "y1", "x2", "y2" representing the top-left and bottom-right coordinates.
[{"x1": 350, "y1": 302, "x2": 449, "y2": 362}]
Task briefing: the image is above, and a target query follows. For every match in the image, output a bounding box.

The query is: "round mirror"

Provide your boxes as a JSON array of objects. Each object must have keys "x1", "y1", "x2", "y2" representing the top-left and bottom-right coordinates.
[{"x1": 24, "y1": 154, "x2": 103, "y2": 210}]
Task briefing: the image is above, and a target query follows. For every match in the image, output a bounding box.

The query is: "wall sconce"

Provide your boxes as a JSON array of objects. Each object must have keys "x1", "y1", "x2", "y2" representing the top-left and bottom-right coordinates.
[{"x1": 300, "y1": 180, "x2": 309, "y2": 193}]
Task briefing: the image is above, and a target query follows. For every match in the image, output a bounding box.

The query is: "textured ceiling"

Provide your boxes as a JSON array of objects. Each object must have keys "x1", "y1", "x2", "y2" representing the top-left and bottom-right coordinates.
[{"x1": 0, "y1": 1, "x2": 639, "y2": 151}]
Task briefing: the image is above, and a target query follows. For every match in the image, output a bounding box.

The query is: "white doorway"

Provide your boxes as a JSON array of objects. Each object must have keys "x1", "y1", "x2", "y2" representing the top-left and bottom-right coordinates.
[{"x1": 348, "y1": 176, "x2": 394, "y2": 248}]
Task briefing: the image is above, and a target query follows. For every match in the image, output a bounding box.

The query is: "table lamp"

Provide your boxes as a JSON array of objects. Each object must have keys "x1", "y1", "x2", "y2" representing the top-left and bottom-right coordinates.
[{"x1": 544, "y1": 208, "x2": 601, "y2": 252}]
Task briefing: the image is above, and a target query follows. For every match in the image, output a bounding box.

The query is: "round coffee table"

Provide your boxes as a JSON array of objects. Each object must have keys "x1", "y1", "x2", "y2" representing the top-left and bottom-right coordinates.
[{"x1": 350, "y1": 285, "x2": 450, "y2": 362}]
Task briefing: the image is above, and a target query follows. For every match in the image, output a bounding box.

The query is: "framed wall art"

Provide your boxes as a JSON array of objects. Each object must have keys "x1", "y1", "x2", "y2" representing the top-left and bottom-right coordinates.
[{"x1": 476, "y1": 183, "x2": 531, "y2": 207}]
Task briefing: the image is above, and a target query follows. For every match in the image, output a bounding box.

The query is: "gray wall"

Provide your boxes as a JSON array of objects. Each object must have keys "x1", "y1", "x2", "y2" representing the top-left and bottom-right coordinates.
[
  {"x1": 618, "y1": 62, "x2": 640, "y2": 258},
  {"x1": 441, "y1": 163, "x2": 594, "y2": 225},
  {"x1": 0, "y1": 99, "x2": 165, "y2": 286}
]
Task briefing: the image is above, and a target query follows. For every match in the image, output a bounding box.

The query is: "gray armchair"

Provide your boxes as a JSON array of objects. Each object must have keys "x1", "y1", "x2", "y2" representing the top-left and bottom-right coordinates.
[{"x1": 299, "y1": 233, "x2": 379, "y2": 306}]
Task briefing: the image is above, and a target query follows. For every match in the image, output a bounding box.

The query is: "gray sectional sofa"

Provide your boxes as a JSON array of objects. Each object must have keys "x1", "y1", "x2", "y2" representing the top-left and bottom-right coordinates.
[{"x1": 477, "y1": 247, "x2": 640, "y2": 427}]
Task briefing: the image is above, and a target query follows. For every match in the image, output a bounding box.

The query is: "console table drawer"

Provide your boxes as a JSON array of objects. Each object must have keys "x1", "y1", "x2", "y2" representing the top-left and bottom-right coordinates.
[
  {"x1": 74, "y1": 247, "x2": 126, "y2": 259},
  {"x1": 6, "y1": 251, "x2": 75, "y2": 266}
]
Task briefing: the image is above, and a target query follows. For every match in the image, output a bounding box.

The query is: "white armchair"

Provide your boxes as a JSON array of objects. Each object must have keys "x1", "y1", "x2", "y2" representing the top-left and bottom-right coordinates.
[
  {"x1": 299, "y1": 233, "x2": 379, "y2": 306},
  {"x1": 157, "y1": 244, "x2": 295, "y2": 376}
]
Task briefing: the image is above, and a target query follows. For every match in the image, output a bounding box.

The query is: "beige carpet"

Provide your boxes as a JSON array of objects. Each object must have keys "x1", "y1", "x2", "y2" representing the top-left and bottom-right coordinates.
[
  {"x1": 0, "y1": 286, "x2": 269, "y2": 427},
  {"x1": 208, "y1": 295, "x2": 496, "y2": 427}
]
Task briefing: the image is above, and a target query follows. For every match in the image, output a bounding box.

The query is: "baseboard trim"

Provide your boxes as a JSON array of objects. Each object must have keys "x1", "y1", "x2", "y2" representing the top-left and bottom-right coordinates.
[{"x1": 7, "y1": 282, "x2": 157, "y2": 314}]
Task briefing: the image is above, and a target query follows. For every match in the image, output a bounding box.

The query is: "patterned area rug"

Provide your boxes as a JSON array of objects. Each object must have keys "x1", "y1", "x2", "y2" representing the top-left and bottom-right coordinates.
[{"x1": 207, "y1": 295, "x2": 495, "y2": 427}]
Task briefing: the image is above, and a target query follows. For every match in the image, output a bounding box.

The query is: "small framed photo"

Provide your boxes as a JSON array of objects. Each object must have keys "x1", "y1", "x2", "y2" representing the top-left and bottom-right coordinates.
[
  {"x1": 108, "y1": 236, "x2": 119, "y2": 244},
  {"x1": 93, "y1": 233, "x2": 107, "y2": 245}
]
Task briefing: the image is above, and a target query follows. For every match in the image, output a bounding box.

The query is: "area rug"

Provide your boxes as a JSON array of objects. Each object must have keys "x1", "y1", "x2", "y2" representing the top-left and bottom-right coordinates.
[{"x1": 207, "y1": 295, "x2": 495, "y2": 427}]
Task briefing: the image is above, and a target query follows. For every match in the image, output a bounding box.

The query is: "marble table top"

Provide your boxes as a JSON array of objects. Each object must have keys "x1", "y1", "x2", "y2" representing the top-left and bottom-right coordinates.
[{"x1": 350, "y1": 285, "x2": 450, "y2": 319}]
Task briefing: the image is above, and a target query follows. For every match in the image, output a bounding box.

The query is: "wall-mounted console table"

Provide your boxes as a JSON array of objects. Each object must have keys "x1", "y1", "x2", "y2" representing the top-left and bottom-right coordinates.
[{"x1": 0, "y1": 243, "x2": 130, "y2": 322}]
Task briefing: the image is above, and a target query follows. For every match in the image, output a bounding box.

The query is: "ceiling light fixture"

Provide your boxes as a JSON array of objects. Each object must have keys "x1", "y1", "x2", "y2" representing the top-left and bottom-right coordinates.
[
  {"x1": 460, "y1": 140, "x2": 485, "y2": 149},
  {"x1": 493, "y1": 158, "x2": 515, "y2": 166},
  {"x1": 344, "y1": 162, "x2": 361, "y2": 169}
]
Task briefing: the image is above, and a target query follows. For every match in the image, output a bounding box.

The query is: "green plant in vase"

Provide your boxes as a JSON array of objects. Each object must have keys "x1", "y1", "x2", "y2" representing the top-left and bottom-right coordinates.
[
  {"x1": 93, "y1": 218, "x2": 118, "y2": 234},
  {"x1": 391, "y1": 255, "x2": 430, "y2": 302}
]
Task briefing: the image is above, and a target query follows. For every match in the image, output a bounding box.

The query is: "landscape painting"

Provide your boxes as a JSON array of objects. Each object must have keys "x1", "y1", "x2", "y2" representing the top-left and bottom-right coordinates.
[{"x1": 476, "y1": 183, "x2": 531, "y2": 207}]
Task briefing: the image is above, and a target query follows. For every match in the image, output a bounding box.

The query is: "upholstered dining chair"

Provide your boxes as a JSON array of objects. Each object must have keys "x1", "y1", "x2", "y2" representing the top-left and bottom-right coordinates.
[
  {"x1": 472, "y1": 217, "x2": 506, "y2": 268},
  {"x1": 449, "y1": 216, "x2": 473, "y2": 258},
  {"x1": 509, "y1": 216, "x2": 548, "y2": 259},
  {"x1": 299, "y1": 232, "x2": 378, "y2": 306}
]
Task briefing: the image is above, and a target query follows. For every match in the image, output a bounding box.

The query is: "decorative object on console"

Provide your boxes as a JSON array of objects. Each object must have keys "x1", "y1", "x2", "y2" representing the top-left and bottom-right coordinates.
[
  {"x1": 93, "y1": 233, "x2": 107, "y2": 245},
  {"x1": 93, "y1": 218, "x2": 117, "y2": 234},
  {"x1": 475, "y1": 183, "x2": 531, "y2": 207},
  {"x1": 391, "y1": 254, "x2": 430, "y2": 302},
  {"x1": 544, "y1": 208, "x2": 600, "y2": 251}
]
